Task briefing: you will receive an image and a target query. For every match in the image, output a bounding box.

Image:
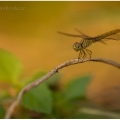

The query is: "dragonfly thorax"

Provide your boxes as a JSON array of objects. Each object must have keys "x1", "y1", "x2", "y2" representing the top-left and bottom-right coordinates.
[{"x1": 73, "y1": 42, "x2": 82, "y2": 52}]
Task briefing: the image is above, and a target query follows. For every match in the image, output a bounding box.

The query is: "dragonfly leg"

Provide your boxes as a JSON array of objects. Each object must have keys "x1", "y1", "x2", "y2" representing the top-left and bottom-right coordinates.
[
  {"x1": 78, "y1": 50, "x2": 83, "y2": 59},
  {"x1": 85, "y1": 49, "x2": 92, "y2": 60},
  {"x1": 81, "y1": 49, "x2": 87, "y2": 61}
]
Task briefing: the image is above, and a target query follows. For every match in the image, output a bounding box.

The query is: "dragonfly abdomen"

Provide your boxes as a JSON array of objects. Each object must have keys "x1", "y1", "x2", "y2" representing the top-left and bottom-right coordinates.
[{"x1": 93, "y1": 29, "x2": 120, "y2": 41}]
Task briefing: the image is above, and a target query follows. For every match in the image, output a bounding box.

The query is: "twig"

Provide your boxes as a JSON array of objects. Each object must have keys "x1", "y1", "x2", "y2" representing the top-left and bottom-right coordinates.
[
  {"x1": 79, "y1": 107, "x2": 120, "y2": 118},
  {"x1": 4, "y1": 57, "x2": 120, "y2": 118}
]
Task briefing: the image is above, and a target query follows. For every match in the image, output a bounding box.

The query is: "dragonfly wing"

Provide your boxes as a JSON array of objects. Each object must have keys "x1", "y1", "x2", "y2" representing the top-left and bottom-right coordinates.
[
  {"x1": 58, "y1": 31, "x2": 83, "y2": 37},
  {"x1": 90, "y1": 34, "x2": 120, "y2": 45},
  {"x1": 58, "y1": 28, "x2": 92, "y2": 38},
  {"x1": 97, "y1": 34, "x2": 120, "y2": 44},
  {"x1": 99, "y1": 40, "x2": 106, "y2": 44},
  {"x1": 74, "y1": 28, "x2": 90, "y2": 38},
  {"x1": 105, "y1": 34, "x2": 120, "y2": 40}
]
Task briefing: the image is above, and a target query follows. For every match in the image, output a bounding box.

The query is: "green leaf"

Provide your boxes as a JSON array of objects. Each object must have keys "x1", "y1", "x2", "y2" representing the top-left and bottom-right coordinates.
[
  {"x1": 0, "y1": 105, "x2": 5, "y2": 118},
  {"x1": 21, "y1": 72, "x2": 60, "y2": 87},
  {"x1": 20, "y1": 72, "x2": 47, "y2": 87},
  {"x1": 64, "y1": 75, "x2": 92, "y2": 100},
  {"x1": 0, "y1": 90, "x2": 10, "y2": 103},
  {"x1": 30, "y1": 71, "x2": 47, "y2": 81},
  {"x1": 21, "y1": 83, "x2": 52, "y2": 114},
  {"x1": 0, "y1": 49, "x2": 21, "y2": 82},
  {"x1": 44, "y1": 73, "x2": 61, "y2": 86},
  {"x1": 28, "y1": 71, "x2": 60, "y2": 86}
]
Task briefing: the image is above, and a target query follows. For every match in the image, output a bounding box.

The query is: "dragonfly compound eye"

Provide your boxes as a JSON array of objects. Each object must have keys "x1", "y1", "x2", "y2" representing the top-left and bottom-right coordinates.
[{"x1": 73, "y1": 42, "x2": 81, "y2": 52}]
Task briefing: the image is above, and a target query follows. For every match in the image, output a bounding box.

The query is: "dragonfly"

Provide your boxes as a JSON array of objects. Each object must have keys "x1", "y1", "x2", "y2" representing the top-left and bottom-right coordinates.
[{"x1": 58, "y1": 29, "x2": 120, "y2": 60}]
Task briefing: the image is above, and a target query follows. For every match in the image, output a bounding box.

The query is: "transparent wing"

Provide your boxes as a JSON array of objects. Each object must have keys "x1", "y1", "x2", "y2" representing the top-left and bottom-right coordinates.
[
  {"x1": 58, "y1": 30, "x2": 107, "y2": 45},
  {"x1": 74, "y1": 28, "x2": 90, "y2": 38},
  {"x1": 58, "y1": 31, "x2": 83, "y2": 37},
  {"x1": 99, "y1": 40, "x2": 106, "y2": 44},
  {"x1": 58, "y1": 28, "x2": 92, "y2": 38},
  {"x1": 93, "y1": 29, "x2": 120, "y2": 41},
  {"x1": 95, "y1": 34, "x2": 120, "y2": 45},
  {"x1": 103, "y1": 34, "x2": 120, "y2": 40}
]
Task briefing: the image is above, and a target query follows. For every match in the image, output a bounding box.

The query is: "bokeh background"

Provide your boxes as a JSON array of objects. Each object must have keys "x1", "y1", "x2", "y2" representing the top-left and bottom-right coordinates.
[{"x1": 0, "y1": 1, "x2": 120, "y2": 118}]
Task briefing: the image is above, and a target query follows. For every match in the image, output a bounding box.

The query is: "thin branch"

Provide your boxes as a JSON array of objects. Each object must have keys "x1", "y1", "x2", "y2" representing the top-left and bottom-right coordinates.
[
  {"x1": 4, "y1": 57, "x2": 120, "y2": 118},
  {"x1": 79, "y1": 107, "x2": 120, "y2": 118}
]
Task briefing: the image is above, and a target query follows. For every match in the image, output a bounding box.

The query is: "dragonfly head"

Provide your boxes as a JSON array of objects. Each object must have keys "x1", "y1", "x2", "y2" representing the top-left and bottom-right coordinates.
[{"x1": 73, "y1": 42, "x2": 82, "y2": 52}]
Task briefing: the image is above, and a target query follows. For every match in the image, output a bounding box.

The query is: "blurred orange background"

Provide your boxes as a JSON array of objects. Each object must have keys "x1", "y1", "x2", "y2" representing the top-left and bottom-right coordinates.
[{"x1": 0, "y1": 2, "x2": 120, "y2": 109}]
